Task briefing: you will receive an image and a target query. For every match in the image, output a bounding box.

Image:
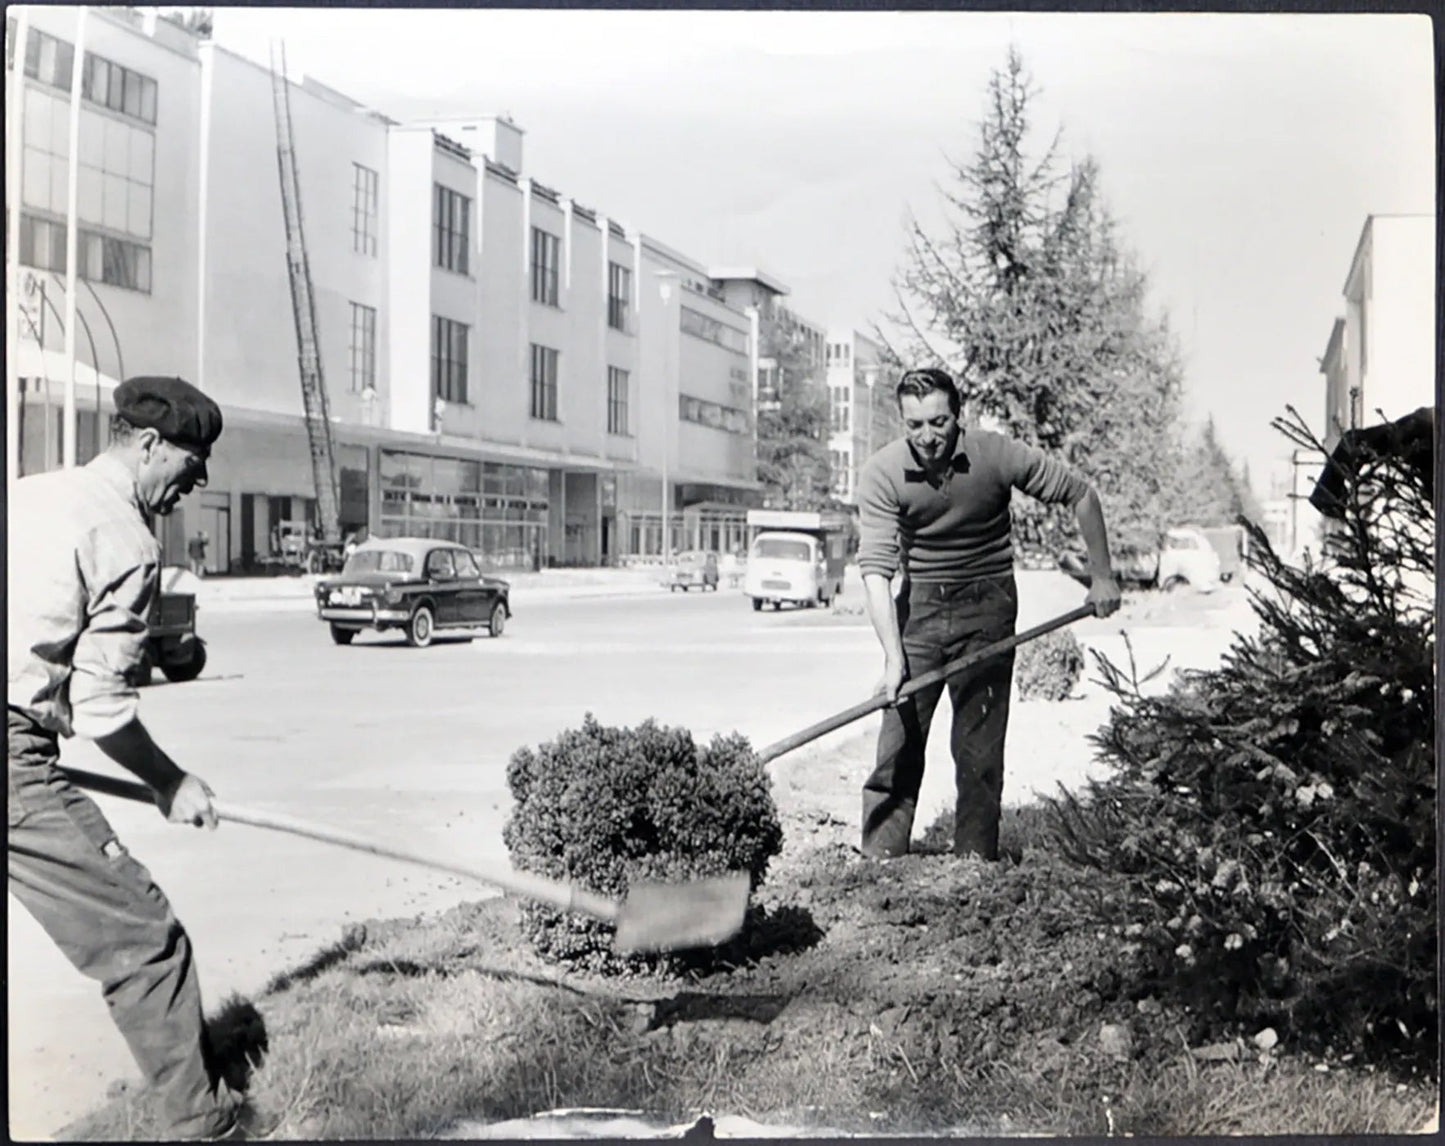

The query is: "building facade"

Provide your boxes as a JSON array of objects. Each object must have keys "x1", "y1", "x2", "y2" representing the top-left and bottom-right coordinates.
[
  {"x1": 7, "y1": 8, "x2": 766, "y2": 572},
  {"x1": 824, "y1": 328, "x2": 898, "y2": 504},
  {"x1": 1321, "y1": 213, "x2": 1436, "y2": 452}
]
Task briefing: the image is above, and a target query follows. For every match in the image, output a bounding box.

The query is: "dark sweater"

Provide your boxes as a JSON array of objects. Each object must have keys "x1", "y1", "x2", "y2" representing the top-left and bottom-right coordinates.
[{"x1": 856, "y1": 429, "x2": 1090, "y2": 583}]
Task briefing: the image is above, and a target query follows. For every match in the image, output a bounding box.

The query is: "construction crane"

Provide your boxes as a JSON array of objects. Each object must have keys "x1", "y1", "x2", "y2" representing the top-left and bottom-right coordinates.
[{"x1": 268, "y1": 42, "x2": 343, "y2": 571}]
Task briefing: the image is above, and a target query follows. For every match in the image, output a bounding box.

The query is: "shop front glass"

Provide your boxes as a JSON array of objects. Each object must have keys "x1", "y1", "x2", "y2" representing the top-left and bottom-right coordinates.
[{"x1": 378, "y1": 450, "x2": 550, "y2": 569}]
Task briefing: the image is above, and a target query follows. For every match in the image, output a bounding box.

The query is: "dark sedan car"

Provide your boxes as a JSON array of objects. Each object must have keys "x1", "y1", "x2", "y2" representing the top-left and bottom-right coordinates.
[{"x1": 315, "y1": 537, "x2": 511, "y2": 647}]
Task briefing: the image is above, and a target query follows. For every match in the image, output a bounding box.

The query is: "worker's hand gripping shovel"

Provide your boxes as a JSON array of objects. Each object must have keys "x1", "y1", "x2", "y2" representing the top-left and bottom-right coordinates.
[{"x1": 58, "y1": 767, "x2": 750, "y2": 955}]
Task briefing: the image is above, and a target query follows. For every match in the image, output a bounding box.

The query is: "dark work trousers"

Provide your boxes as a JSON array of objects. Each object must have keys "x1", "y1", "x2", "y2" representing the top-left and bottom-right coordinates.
[
  {"x1": 861, "y1": 574, "x2": 1019, "y2": 860},
  {"x1": 7, "y1": 708, "x2": 236, "y2": 1139}
]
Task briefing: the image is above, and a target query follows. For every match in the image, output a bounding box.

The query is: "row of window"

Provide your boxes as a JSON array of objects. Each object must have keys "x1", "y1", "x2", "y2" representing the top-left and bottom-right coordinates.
[
  {"x1": 406, "y1": 315, "x2": 633, "y2": 436},
  {"x1": 6, "y1": 22, "x2": 159, "y2": 126},
  {"x1": 679, "y1": 393, "x2": 749, "y2": 436},
  {"x1": 421, "y1": 180, "x2": 633, "y2": 333},
  {"x1": 19, "y1": 212, "x2": 152, "y2": 292},
  {"x1": 679, "y1": 306, "x2": 750, "y2": 356}
]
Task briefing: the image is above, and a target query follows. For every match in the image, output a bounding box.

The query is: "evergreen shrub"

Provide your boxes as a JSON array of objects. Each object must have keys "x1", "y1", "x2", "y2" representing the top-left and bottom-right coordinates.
[
  {"x1": 1046, "y1": 409, "x2": 1436, "y2": 1069},
  {"x1": 503, "y1": 714, "x2": 783, "y2": 973}
]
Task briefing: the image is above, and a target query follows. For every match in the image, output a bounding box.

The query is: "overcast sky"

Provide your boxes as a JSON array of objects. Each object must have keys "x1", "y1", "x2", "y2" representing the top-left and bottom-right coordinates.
[{"x1": 208, "y1": 8, "x2": 1436, "y2": 493}]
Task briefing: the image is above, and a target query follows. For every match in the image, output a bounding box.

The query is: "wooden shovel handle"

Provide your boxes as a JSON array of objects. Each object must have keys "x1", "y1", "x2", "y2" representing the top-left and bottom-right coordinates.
[
  {"x1": 57, "y1": 766, "x2": 621, "y2": 923},
  {"x1": 757, "y1": 602, "x2": 1097, "y2": 765}
]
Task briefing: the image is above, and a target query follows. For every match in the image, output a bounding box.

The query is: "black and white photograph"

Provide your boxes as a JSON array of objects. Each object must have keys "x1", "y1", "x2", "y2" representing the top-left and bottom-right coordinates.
[{"x1": 5, "y1": 4, "x2": 1438, "y2": 1140}]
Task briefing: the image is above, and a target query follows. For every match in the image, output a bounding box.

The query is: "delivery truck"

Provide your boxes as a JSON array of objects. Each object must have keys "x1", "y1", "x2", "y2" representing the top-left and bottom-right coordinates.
[{"x1": 743, "y1": 509, "x2": 851, "y2": 611}]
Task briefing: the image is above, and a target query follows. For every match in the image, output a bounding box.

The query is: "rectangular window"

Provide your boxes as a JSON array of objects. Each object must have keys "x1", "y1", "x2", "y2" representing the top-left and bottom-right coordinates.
[
  {"x1": 18, "y1": 213, "x2": 65, "y2": 271},
  {"x1": 607, "y1": 366, "x2": 630, "y2": 436},
  {"x1": 349, "y1": 302, "x2": 376, "y2": 394},
  {"x1": 678, "y1": 392, "x2": 748, "y2": 435},
  {"x1": 529, "y1": 343, "x2": 559, "y2": 422},
  {"x1": 80, "y1": 51, "x2": 157, "y2": 125},
  {"x1": 830, "y1": 386, "x2": 850, "y2": 434},
  {"x1": 607, "y1": 261, "x2": 631, "y2": 331},
  {"x1": 679, "y1": 306, "x2": 749, "y2": 355},
  {"x1": 351, "y1": 163, "x2": 378, "y2": 257},
  {"x1": 831, "y1": 449, "x2": 850, "y2": 496},
  {"x1": 70, "y1": 106, "x2": 154, "y2": 240},
  {"x1": 431, "y1": 315, "x2": 468, "y2": 404},
  {"x1": 531, "y1": 227, "x2": 560, "y2": 306},
  {"x1": 17, "y1": 27, "x2": 74, "y2": 90},
  {"x1": 432, "y1": 184, "x2": 470, "y2": 274},
  {"x1": 17, "y1": 213, "x2": 150, "y2": 292}
]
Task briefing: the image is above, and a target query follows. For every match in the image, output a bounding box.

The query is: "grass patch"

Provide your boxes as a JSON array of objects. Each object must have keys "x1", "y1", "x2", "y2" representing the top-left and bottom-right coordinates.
[{"x1": 59, "y1": 795, "x2": 1438, "y2": 1140}]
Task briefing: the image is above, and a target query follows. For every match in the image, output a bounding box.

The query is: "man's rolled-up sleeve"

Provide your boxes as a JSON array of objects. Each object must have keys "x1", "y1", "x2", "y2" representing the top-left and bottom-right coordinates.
[
  {"x1": 1003, "y1": 439, "x2": 1091, "y2": 507},
  {"x1": 70, "y1": 539, "x2": 158, "y2": 740},
  {"x1": 856, "y1": 462, "x2": 902, "y2": 580}
]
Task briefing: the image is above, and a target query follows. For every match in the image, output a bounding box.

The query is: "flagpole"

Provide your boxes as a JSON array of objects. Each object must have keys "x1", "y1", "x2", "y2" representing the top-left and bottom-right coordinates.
[
  {"x1": 60, "y1": 5, "x2": 89, "y2": 469},
  {"x1": 5, "y1": 7, "x2": 32, "y2": 484}
]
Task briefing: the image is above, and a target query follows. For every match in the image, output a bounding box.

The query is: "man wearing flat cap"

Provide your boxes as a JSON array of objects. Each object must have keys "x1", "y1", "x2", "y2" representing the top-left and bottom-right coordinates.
[{"x1": 8, "y1": 377, "x2": 248, "y2": 1139}]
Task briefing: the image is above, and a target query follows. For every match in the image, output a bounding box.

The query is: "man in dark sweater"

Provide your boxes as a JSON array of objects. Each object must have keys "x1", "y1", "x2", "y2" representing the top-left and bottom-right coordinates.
[{"x1": 855, "y1": 368, "x2": 1122, "y2": 860}]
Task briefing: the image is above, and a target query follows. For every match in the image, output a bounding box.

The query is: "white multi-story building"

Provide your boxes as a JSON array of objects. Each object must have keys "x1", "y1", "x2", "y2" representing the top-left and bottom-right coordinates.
[
  {"x1": 1320, "y1": 213, "x2": 1436, "y2": 451},
  {"x1": 824, "y1": 328, "x2": 897, "y2": 504},
  {"x1": 7, "y1": 8, "x2": 764, "y2": 570}
]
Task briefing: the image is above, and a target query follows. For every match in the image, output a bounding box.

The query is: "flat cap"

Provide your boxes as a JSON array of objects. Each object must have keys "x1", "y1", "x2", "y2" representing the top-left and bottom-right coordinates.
[{"x1": 114, "y1": 376, "x2": 224, "y2": 453}]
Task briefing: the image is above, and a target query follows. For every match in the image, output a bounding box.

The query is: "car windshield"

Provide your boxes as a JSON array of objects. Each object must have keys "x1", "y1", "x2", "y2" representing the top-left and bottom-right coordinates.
[
  {"x1": 343, "y1": 549, "x2": 416, "y2": 575},
  {"x1": 1164, "y1": 534, "x2": 1199, "y2": 551},
  {"x1": 754, "y1": 538, "x2": 812, "y2": 562}
]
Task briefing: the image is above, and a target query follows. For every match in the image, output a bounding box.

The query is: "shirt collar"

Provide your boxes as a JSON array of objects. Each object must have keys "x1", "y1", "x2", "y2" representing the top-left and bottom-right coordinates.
[
  {"x1": 86, "y1": 452, "x2": 153, "y2": 527},
  {"x1": 903, "y1": 426, "x2": 970, "y2": 484}
]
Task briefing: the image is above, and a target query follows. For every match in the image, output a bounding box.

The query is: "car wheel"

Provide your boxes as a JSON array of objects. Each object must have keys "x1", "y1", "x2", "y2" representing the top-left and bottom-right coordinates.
[
  {"x1": 751, "y1": 598, "x2": 762, "y2": 612},
  {"x1": 160, "y1": 641, "x2": 207, "y2": 683},
  {"x1": 330, "y1": 624, "x2": 356, "y2": 646},
  {"x1": 487, "y1": 601, "x2": 506, "y2": 638},
  {"x1": 407, "y1": 604, "x2": 435, "y2": 648},
  {"x1": 1162, "y1": 575, "x2": 1187, "y2": 593}
]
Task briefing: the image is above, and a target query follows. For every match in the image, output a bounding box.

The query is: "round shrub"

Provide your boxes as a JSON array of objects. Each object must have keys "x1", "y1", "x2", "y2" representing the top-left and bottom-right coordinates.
[
  {"x1": 503, "y1": 714, "x2": 783, "y2": 974},
  {"x1": 1015, "y1": 627, "x2": 1085, "y2": 701}
]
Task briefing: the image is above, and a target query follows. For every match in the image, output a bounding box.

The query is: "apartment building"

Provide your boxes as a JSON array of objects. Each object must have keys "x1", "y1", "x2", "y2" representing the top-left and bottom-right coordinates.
[
  {"x1": 7, "y1": 8, "x2": 764, "y2": 571},
  {"x1": 824, "y1": 328, "x2": 898, "y2": 504}
]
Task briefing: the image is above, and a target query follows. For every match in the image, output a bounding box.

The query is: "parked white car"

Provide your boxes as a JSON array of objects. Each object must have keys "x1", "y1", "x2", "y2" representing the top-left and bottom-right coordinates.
[{"x1": 1157, "y1": 527, "x2": 1222, "y2": 593}]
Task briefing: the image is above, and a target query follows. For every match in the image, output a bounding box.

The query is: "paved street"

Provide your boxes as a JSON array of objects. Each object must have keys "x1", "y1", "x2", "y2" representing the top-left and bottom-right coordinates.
[
  {"x1": 7, "y1": 572, "x2": 1249, "y2": 1138},
  {"x1": 9, "y1": 583, "x2": 890, "y2": 1138}
]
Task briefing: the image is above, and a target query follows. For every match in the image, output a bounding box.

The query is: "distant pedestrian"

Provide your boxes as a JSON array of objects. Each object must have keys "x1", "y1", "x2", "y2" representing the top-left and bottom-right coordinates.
[
  {"x1": 855, "y1": 367, "x2": 1122, "y2": 861},
  {"x1": 7, "y1": 376, "x2": 248, "y2": 1139},
  {"x1": 188, "y1": 529, "x2": 209, "y2": 577}
]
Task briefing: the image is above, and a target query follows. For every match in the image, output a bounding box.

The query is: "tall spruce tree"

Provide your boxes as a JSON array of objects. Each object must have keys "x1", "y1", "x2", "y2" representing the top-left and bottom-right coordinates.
[{"x1": 885, "y1": 46, "x2": 1187, "y2": 555}]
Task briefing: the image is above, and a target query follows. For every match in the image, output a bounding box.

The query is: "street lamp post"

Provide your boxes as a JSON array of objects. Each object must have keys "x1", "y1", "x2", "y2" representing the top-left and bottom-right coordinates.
[{"x1": 656, "y1": 271, "x2": 679, "y2": 564}]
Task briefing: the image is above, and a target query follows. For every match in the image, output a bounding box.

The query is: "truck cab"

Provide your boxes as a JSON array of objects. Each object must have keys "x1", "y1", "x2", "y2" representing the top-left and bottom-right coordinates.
[{"x1": 743, "y1": 509, "x2": 851, "y2": 611}]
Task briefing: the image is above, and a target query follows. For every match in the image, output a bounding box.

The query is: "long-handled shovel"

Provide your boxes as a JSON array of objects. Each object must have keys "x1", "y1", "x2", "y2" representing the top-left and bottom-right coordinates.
[
  {"x1": 57, "y1": 766, "x2": 750, "y2": 955},
  {"x1": 754, "y1": 602, "x2": 1098, "y2": 765}
]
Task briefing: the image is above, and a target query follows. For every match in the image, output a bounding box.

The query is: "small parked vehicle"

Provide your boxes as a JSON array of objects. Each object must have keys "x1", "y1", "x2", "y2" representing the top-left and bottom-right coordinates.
[
  {"x1": 128, "y1": 571, "x2": 208, "y2": 686},
  {"x1": 315, "y1": 537, "x2": 511, "y2": 647},
  {"x1": 1059, "y1": 526, "x2": 1222, "y2": 594},
  {"x1": 666, "y1": 550, "x2": 720, "y2": 592}
]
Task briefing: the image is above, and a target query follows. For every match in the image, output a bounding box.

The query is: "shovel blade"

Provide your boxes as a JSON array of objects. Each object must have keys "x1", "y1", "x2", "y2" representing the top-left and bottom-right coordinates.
[{"x1": 613, "y1": 872, "x2": 752, "y2": 954}]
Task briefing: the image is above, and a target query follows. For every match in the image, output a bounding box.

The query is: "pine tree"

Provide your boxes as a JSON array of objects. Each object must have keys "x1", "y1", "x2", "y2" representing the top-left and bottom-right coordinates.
[
  {"x1": 885, "y1": 47, "x2": 1187, "y2": 555},
  {"x1": 1047, "y1": 407, "x2": 1436, "y2": 1066}
]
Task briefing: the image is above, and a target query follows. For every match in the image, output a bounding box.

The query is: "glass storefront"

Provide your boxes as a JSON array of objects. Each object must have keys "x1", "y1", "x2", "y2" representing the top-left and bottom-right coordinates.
[
  {"x1": 378, "y1": 449, "x2": 550, "y2": 570},
  {"x1": 621, "y1": 503, "x2": 751, "y2": 560}
]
